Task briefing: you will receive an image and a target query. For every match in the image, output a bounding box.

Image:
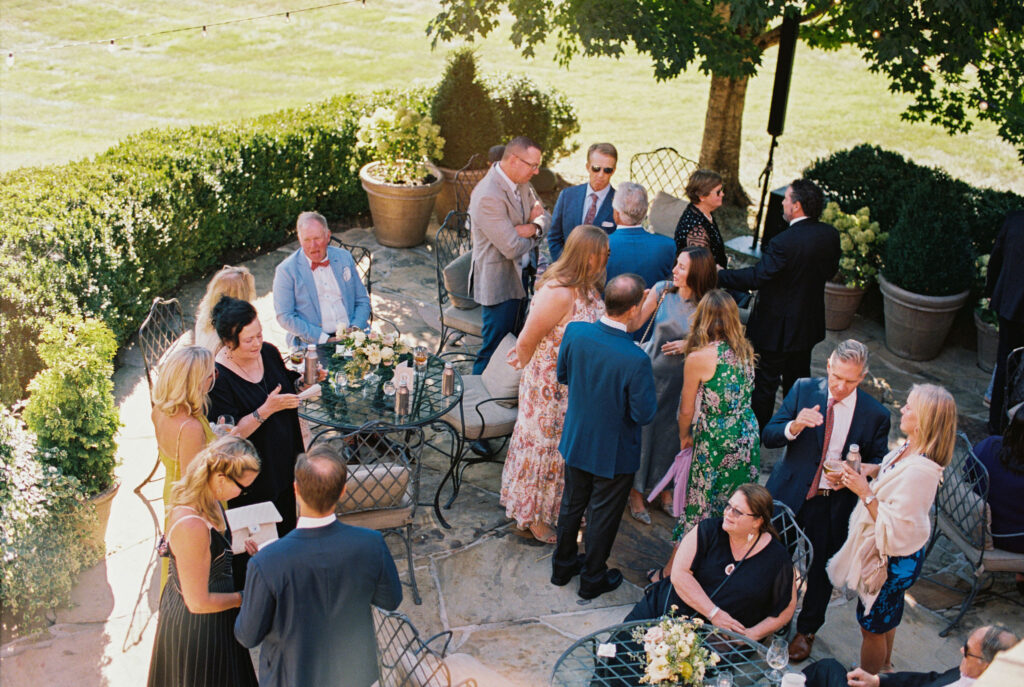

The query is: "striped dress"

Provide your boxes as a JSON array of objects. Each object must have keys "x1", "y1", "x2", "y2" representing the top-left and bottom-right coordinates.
[{"x1": 147, "y1": 510, "x2": 257, "y2": 687}]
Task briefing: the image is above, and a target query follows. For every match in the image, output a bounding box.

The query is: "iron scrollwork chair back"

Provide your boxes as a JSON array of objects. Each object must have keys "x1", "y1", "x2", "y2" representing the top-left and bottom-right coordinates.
[
  {"x1": 452, "y1": 153, "x2": 484, "y2": 212},
  {"x1": 329, "y1": 235, "x2": 400, "y2": 335},
  {"x1": 770, "y1": 500, "x2": 813, "y2": 640},
  {"x1": 434, "y1": 211, "x2": 479, "y2": 354},
  {"x1": 373, "y1": 606, "x2": 453, "y2": 687},
  {"x1": 629, "y1": 147, "x2": 699, "y2": 199}
]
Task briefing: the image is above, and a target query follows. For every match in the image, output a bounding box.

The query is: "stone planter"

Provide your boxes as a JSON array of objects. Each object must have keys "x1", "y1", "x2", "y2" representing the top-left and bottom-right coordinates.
[
  {"x1": 86, "y1": 479, "x2": 121, "y2": 558},
  {"x1": 879, "y1": 274, "x2": 970, "y2": 361},
  {"x1": 433, "y1": 165, "x2": 488, "y2": 223},
  {"x1": 360, "y1": 161, "x2": 443, "y2": 248},
  {"x1": 825, "y1": 282, "x2": 865, "y2": 331},
  {"x1": 975, "y1": 310, "x2": 999, "y2": 372}
]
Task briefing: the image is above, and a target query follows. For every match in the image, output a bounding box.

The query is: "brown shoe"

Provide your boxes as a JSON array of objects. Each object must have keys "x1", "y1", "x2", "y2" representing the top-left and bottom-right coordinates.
[{"x1": 789, "y1": 633, "x2": 814, "y2": 662}]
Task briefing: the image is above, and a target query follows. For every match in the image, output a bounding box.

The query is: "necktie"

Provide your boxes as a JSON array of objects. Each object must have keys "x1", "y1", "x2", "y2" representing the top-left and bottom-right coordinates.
[
  {"x1": 312, "y1": 259, "x2": 330, "y2": 271},
  {"x1": 806, "y1": 398, "x2": 836, "y2": 500},
  {"x1": 584, "y1": 193, "x2": 598, "y2": 225}
]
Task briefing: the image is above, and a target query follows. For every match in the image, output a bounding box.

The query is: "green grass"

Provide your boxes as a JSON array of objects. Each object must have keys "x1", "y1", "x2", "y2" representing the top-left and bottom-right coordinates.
[{"x1": 2, "y1": 0, "x2": 1021, "y2": 196}]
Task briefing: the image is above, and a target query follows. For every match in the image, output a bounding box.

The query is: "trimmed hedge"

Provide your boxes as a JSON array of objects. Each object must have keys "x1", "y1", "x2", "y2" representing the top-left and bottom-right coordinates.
[{"x1": 0, "y1": 94, "x2": 374, "y2": 405}]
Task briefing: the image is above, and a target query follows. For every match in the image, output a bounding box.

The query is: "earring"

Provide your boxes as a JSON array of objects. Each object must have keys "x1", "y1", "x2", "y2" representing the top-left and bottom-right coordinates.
[{"x1": 747, "y1": 531, "x2": 755, "y2": 543}]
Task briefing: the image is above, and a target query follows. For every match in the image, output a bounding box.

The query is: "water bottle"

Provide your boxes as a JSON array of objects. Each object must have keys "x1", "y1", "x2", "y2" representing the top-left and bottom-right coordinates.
[
  {"x1": 304, "y1": 344, "x2": 318, "y2": 387},
  {"x1": 441, "y1": 363, "x2": 455, "y2": 396},
  {"x1": 396, "y1": 380, "x2": 411, "y2": 416},
  {"x1": 846, "y1": 443, "x2": 862, "y2": 473}
]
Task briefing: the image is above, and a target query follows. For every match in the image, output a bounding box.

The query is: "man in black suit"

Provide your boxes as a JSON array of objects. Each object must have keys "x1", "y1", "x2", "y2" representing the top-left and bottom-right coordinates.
[
  {"x1": 235, "y1": 445, "x2": 402, "y2": 687},
  {"x1": 987, "y1": 209, "x2": 1024, "y2": 434},
  {"x1": 762, "y1": 340, "x2": 891, "y2": 662},
  {"x1": 718, "y1": 178, "x2": 841, "y2": 430},
  {"x1": 803, "y1": 624, "x2": 1018, "y2": 687}
]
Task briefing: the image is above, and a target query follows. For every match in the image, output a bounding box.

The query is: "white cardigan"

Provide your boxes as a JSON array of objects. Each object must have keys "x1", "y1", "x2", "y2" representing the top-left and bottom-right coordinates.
[{"x1": 827, "y1": 445, "x2": 944, "y2": 614}]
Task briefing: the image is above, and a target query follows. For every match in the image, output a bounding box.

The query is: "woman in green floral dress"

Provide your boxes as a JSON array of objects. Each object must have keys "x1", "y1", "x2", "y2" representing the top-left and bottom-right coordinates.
[{"x1": 673, "y1": 289, "x2": 760, "y2": 540}]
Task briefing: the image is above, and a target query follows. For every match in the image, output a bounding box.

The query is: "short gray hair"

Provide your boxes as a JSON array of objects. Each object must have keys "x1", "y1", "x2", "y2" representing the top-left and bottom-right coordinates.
[
  {"x1": 979, "y1": 624, "x2": 1018, "y2": 663},
  {"x1": 830, "y1": 339, "x2": 869, "y2": 374},
  {"x1": 612, "y1": 181, "x2": 648, "y2": 226},
  {"x1": 296, "y1": 211, "x2": 329, "y2": 235}
]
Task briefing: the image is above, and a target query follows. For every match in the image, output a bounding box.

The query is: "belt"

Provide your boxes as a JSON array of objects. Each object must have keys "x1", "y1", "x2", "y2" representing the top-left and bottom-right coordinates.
[{"x1": 815, "y1": 488, "x2": 836, "y2": 497}]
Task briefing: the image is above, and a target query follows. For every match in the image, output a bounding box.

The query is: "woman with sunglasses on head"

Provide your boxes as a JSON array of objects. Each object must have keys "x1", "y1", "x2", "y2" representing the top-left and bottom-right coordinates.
[
  {"x1": 673, "y1": 169, "x2": 727, "y2": 268},
  {"x1": 147, "y1": 435, "x2": 260, "y2": 687}
]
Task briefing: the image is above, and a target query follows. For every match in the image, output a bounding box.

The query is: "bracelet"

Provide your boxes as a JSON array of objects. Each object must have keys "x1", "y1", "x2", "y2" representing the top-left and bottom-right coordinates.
[
  {"x1": 252, "y1": 408, "x2": 266, "y2": 424},
  {"x1": 708, "y1": 606, "x2": 720, "y2": 620}
]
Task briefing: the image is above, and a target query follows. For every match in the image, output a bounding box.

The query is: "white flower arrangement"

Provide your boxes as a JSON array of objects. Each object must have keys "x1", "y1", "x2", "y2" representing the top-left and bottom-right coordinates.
[
  {"x1": 334, "y1": 328, "x2": 410, "y2": 379},
  {"x1": 357, "y1": 106, "x2": 444, "y2": 185},
  {"x1": 631, "y1": 609, "x2": 720, "y2": 685}
]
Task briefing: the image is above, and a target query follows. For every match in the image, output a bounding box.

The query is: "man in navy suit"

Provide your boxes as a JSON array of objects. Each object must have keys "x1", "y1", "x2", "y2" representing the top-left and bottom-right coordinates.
[
  {"x1": 235, "y1": 444, "x2": 402, "y2": 687},
  {"x1": 762, "y1": 339, "x2": 890, "y2": 662},
  {"x1": 552, "y1": 273, "x2": 657, "y2": 600},
  {"x1": 717, "y1": 179, "x2": 841, "y2": 430},
  {"x1": 987, "y1": 209, "x2": 1024, "y2": 434},
  {"x1": 273, "y1": 211, "x2": 372, "y2": 348},
  {"x1": 547, "y1": 142, "x2": 618, "y2": 261}
]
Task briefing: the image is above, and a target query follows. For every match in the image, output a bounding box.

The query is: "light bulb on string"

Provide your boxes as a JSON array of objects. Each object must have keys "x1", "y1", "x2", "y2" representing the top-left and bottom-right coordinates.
[
  {"x1": 6, "y1": 52, "x2": 13, "y2": 68},
  {"x1": 285, "y1": 12, "x2": 291, "y2": 23},
  {"x1": 108, "y1": 39, "x2": 116, "y2": 54},
  {"x1": 202, "y1": 26, "x2": 208, "y2": 38},
  {"x1": 871, "y1": 30, "x2": 881, "y2": 39},
  {"x1": 979, "y1": 101, "x2": 989, "y2": 111}
]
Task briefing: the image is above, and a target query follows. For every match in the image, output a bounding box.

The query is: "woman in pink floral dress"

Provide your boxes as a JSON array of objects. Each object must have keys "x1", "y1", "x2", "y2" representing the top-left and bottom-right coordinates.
[{"x1": 500, "y1": 225, "x2": 609, "y2": 543}]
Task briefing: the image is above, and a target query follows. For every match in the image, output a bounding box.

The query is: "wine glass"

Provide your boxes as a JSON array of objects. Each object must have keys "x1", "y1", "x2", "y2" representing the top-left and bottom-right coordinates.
[
  {"x1": 766, "y1": 638, "x2": 789, "y2": 684},
  {"x1": 332, "y1": 371, "x2": 348, "y2": 394},
  {"x1": 413, "y1": 346, "x2": 428, "y2": 371},
  {"x1": 214, "y1": 414, "x2": 235, "y2": 437},
  {"x1": 362, "y1": 370, "x2": 380, "y2": 398},
  {"x1": 289, "y1": 347, "x2": 305, "y2": 371},
  {"x1": 715, "y1": 670, "x2": 733, "y2": 687},
  {"x1": 382, "y1": 380, "x2": 396, "y2": 403}
]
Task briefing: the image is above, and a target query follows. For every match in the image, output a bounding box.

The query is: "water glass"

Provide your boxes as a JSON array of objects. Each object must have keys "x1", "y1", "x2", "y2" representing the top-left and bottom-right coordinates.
[
  {"x1": 214, "y1": 415, "x2": 235, "y2": 437},
  {"x1": 332, "y1": 371, "x2": 348, "y2": 394},
  {"x1": 413, "y1": 346, "x2": 428, "y2": 371},
  {"x1": 382, "y1": 381, "x2": 396, "y2": 399},
  {"x1": 716, "y1": 670, "x2": 733, "y2": 687},
  {"x1": 766, "y1": 638, "x2": 789, "y2": 684}
]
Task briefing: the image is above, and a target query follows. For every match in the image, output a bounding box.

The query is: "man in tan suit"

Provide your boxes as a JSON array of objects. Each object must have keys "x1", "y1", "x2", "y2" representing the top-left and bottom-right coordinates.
[{"x1": 468, "y1": 136, "x2": 551, "y2": 374}]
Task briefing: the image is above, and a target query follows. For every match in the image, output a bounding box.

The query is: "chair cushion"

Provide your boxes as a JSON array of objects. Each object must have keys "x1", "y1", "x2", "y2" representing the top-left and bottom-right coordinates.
[
  {"x1": 443, "y1": 304, "x2": 483, "y2": 336},
  {"x1": 648, "y1": 191, "x2": 689, "y2": 238},
  {"x1": 337, "y1": 507, "x2": 412, "y2": 531},
  {"x1": 480, "y1": 334, "x2": 522, "y2": 400},
  {"x1": 337, "y1": 463, "x2": 410, "y2": 512},
  {"x1": 441, "y1": 375, "x2": 518, "y2": 441},
  {"x1": 982, "y1": 546, "x2": 1024, "y2": 573},
  {"x1": 443, "y1": 253, "x2": 478, "y2": 309}
]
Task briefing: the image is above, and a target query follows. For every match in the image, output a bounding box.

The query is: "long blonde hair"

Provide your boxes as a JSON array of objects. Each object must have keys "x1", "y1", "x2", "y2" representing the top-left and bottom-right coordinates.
[
  {"x1": 195, "y1": 266, "x2": 256, "y2": 351},
  {"x1": 153, "y1": 346, "x2": 213, "y2": 418},
  {"x1": 537, "y1": 224, "x2": 608, "y2": 296},
  {"x1": 907, "y1": 383, "x2": 957, "y2": 467},
  {"x1": 684, "y1": 289, "x2": 756, "y2": 371},
  {"x1": 169, "y1": 435, "x2": 261, "y2": 530}
]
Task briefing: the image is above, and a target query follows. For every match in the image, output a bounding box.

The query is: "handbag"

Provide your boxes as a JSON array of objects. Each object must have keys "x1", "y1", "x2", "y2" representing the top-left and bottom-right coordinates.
[
  {"x1": 639, "y1": 287, "x2": 669, "y2": 345},
  {"x1": 857, "y1": 536, "x2": 889, "y2": 596}
]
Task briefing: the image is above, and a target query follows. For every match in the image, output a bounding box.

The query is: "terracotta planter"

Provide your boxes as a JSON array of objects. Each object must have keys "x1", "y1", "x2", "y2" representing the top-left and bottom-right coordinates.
[
  {"x1": 86, "y1": 479, "x2": 121, "y2": 558},
  {"x1": 879, "y1": 274, "x2": 970, "y2": 361},
  {"x1": 360, "y1": 161, "x2": 443, "y2": 248},
  {"x1": 975, "y1": 310, "x2": 999, "y2": 372},
  {"x1": 433, "y1": 165, "x2": 488, "y2": 223},
  {"x1": 825, "y1": 282, "x2": 865, "y2": 331}
]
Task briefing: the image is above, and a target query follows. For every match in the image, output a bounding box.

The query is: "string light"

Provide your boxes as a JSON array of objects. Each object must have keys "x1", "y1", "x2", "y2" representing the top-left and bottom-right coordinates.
[
  {"x1": 201, "y1": 26, "x2": 208, "y2": 38},
  {"x1": 979, "y1": 101, "x2": 989, "y2": 111},
  {"x1": 6, "y1": 52, "x2": 13, "y2": 67},
  {"x1": 108, "y1": 39, "x2": 116, "y2": 54},
  {"x1": 871, "y1": 30, "x2": 881, "y2": 39},
  {"x1": 285, "y1": 12, "x2": 291, "y2": 23}
]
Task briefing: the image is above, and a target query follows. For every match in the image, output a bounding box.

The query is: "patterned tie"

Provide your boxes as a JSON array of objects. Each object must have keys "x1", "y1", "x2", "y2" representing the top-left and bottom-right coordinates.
[
  {"x1": 806, "y1": 398, "x2": 837, "y2": 500},
  {"x1": 584, "y1": 193, "x2": 598, "y2": 225},
  {"x1": 312, "y1": 259, "x2": 330, "y2": 270}
]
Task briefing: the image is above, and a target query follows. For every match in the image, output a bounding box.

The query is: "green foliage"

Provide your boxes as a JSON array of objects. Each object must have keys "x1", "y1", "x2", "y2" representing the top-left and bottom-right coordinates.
[
  {"x1": 430, "y1": 48, "x2": 502, "y2": 169},
  {"x1": 23, "y1": 318, "x2": 121, "y2": 496},
  {"x1": 357, "y1": 107, "x2": 444, "y2": 184},
  {"x1": 0, "y1": 409, "x2": 101, "y2": 632},
  {"x1": 820, "y1": 203, "x2": 887, "y2": 290},
  {"x1": 484, "y1": 73, "x2": 580, "y2": 162}
]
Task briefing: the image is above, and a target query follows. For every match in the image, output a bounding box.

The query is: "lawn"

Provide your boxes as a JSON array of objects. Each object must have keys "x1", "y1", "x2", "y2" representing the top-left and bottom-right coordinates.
[{"x1": 2, "y1": 0, "x2": 1021, "y2": 196}]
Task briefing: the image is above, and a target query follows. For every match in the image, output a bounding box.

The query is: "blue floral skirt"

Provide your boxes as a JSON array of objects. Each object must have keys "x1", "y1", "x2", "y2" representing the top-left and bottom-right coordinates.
[{"x1": 856, "y1": 545, "x2": 926, "y2": 633}]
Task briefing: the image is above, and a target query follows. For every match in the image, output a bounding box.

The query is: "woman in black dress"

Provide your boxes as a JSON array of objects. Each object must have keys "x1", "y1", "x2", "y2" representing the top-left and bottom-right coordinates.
[
  {"x1": 147, "y1": 435, "x2": 260, "y2": 687},
  {"x1": 674, "y1": 169, "x2": 728, "y2": 268}
]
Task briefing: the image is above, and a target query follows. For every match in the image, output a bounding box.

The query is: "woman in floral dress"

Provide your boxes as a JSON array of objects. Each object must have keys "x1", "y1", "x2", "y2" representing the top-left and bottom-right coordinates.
[
  {"x1": 673, "y1": 289, "x2": 760, "y2": 540},
  {"x1": 500, "y1": 225, "x2": 609, "y2": 543}
]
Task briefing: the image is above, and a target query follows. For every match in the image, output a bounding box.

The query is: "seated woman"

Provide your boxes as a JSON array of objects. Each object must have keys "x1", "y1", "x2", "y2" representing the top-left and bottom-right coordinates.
[
  {"x1": 194, "y1": 265, "x2": 257, "y2": 353},
  {"x1": 625, "y1": 483, "x2": 796, "y2": 643}
]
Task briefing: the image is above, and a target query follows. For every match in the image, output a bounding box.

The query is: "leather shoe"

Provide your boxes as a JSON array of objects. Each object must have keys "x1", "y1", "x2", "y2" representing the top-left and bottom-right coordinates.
[
  {"x1": 578, "y1": 568, "x2": 623, "y2": 600},
  {"x1": 469, "y1": 439, "x2": 492, "y2": 456},
  {"x1": 789, "y1": 632, "x2": 814, "y2": 661},
  {"x1": 551, "y1": 554, "x2": 584, "y2": 586}
]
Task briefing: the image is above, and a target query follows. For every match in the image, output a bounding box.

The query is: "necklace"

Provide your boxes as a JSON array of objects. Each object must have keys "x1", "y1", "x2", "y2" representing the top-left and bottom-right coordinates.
[
  {"x1": 724, "y1": 532, "x2": 760, "y2": 576},
  {"x1": 225, "y1": 349, "x2": 263, "y2": 383}
]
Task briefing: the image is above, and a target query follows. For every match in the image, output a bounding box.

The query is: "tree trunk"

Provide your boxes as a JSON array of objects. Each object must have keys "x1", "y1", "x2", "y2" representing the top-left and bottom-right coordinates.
[{"x1": 699, "y1": 73, "x2": 752, "y2": 208}]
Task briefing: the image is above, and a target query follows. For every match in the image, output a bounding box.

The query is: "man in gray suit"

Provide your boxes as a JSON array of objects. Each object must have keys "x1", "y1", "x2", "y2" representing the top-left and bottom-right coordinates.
[{"x1": 468, "y1": 135, "x2": 551, "y2": 374}]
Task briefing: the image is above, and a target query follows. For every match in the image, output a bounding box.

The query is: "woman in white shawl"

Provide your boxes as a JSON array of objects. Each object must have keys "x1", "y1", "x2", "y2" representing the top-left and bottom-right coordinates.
[{"x1": 827, "y1": 383, "x2": 956, "y2": 675}]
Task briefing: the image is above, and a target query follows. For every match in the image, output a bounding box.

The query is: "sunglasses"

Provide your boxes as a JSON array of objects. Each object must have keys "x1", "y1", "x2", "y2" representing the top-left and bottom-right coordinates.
[
  {"x1": 723, "y1": 503, "x2": 754, "y2": 518},
  {"x1": 590, "y1": 165, "x2": 615, "y2": 174},
  {"x1": 227, "y1": 474, "x2": 250, "y2": 497}
]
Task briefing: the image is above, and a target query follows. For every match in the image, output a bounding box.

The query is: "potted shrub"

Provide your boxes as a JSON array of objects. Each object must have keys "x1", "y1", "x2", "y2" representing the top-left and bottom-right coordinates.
[
  {"x1": 878, "y1": 181, "x2": 974, "y2": 360},
  {"x1": 357, "y1": 105, "x2": 445, "y2": 248},
  {"x1": 974, "y1": 254, "x2": 999, "y2": 371},
  {"x1": 820, "y1": 202, "x2": 886, "y2": 330},
  {"x1": 485, "y1": 73, "x2": 580, "y2": 165}
]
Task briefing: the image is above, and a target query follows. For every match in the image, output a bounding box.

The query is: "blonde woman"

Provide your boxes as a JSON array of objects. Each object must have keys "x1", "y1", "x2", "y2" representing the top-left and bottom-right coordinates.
[
  {"x1": 673, "y1": 289, "x2": 760, "y2": 540},
  {"x1": 828, "y1": 384, "x2": 955, "y2": 674},
  {"x1": 500, "y1": 225, "x2": 608, "y2": 544},
  {"x1": 147, "y1": 435, "x2": 260, "y2": 687},
  {"x1": 195, "y1": 265, "x2": 256, "y2": 353}
]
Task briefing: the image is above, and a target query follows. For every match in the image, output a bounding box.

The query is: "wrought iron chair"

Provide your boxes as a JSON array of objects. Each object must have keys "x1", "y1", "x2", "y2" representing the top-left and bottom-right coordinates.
[
  {"x1": 771, "y1": 500, "x2": 814, "y2": 639},
  {"x1": 629, "y1": 147, "x2": 699, "y2": 199},
  {"x1": 1005, "y1": 346, "x2": 1024, "y2": 413},
  {"x1": 135, "y1": 297, "x2": 188, "y2": 493},
  {"x1": 434, "y1": 211, "x2": 482, "y2": 354},
  {"x1": 452, "y1": 153, "x2": 484, "y2": 212},
  {"x1": 922, "y1": 432, "x2": 1024, "y2": 636},
  {"x1": 318, "y1": 422, "x2": 424, "y2": 604},
  {"x1": 329, "y1": 235, "x2": 399, "y2": 335}
]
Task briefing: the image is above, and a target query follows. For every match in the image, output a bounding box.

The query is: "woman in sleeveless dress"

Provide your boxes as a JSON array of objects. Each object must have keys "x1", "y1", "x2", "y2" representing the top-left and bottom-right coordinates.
[
  {"x1": 500, "y1": 225, "x2": 609, "y2": 543},
  {"x1": 151, "y1": 346, "x2": 217, "y2": 588},
  {"x1": 147, "y1": 435, "x2": 260, "y2": 687}
]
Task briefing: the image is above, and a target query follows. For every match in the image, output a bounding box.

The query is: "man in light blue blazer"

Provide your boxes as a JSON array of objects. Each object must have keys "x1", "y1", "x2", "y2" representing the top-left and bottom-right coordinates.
[
  {"x1": 552, "y1": 274, "x2": 657, "y2": 600},
  {"x1": 547, "y1": 142, "x2": 619, "y2": 261},
  {"x1": 273, "y1": 211, "x2": 371, "y2": 347}
]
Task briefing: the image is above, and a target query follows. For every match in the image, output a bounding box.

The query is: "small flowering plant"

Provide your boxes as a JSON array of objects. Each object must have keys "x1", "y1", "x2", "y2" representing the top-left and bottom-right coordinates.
[
  {"x1": 821, "y1": 202, "x2": 887, "y2": 290},
  {"x1": 357, "y1": 106, "x2": 444, "y2": 184},
  {"x1": 333, "y1": 328, "x2": 411, "y2": 379},
  {"x1": 631, "y1": 609, "x2": 720, "y2": 685}
]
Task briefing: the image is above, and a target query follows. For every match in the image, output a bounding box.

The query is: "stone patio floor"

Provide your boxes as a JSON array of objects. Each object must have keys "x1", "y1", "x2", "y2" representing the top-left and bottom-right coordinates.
[{"x1": 2, "y1": 223, "x2": 1021, "y2": 686}]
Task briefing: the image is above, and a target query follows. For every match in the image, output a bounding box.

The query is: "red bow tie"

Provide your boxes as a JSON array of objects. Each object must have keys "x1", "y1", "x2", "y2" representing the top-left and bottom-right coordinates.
[{"x1": 312, "y1": 259, "x2": 330, "y2": 271}]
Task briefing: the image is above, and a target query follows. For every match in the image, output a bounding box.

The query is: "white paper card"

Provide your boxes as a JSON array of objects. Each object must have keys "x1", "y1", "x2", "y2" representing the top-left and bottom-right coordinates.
[
  {"x1": 298, "y1": 383, "x2": 321, "y2": 400},
  {"x1": 597, "y1": 643, "x2": 617, "y2": 658},
  {"x1": 393, "y1": 362, "x2": 415, "y2": 389},
  {"x1": 225, "y1": 501, "x2": 282, "y2": 554}
]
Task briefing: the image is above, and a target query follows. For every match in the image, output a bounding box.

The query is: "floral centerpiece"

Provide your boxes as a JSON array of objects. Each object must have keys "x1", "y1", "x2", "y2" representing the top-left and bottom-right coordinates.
[
  {"x1": 631, "y1": 610, "x2": 720, "y2": 685},
  {"x1": 333, "y1": 328, "x2": 411, "y2": 380},
  {"x1": 357, "y1": 106, "x2": 444, "y2": 185},
  {"x1": 821, "y1": 201, "x2": 887, "y2": 290}
]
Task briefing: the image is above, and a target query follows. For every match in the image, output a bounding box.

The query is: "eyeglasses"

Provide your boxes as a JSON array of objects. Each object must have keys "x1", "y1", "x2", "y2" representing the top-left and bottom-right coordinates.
[
  {"x1": 962, "y1": 641, "x2": 985, "y2": 661},
  {"x1": 723, "y1": 503, "x2": 754, "y2": 518},
  {"x1": 590, "y1": 165, "x2": 615, "y2": 174},
  {"x1": 227, "y1": 474, "x2": 249, "y2": 497},
  {"x1": 513, "y1": 153, "x2": 541, "y2": 171}
]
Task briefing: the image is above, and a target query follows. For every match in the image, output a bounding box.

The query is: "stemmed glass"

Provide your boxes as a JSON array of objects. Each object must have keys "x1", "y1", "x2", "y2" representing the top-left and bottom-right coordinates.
[
  {"x1": 362, "y1": 370, "x2": 380, "y2": 398},
  {"x1": 766, "y1": 638, "x2": 789, "y2": 684},
  {"x1": 332, "y1": 371, "x2": 348, "y2": 395},
  {"x1": 213, "y1": 415, "x2": 235, "y2": 437},
  {"x1": 413, "y1": 346, "x2": 428, "y2": 372},
  {"x1": 382, "y1": 381, "x2": 396, "y2": 406}
]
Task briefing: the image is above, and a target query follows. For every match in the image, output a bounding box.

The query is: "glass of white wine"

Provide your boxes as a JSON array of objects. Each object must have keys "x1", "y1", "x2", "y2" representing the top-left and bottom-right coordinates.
[{"x1": 766, "y1": 637, "x2": 789, "y2": 684}]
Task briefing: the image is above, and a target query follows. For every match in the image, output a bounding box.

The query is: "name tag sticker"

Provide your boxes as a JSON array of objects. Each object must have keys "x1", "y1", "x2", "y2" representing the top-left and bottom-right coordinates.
[{"x1": 343, "y1": 266, "x2": 352, "y2": 281}]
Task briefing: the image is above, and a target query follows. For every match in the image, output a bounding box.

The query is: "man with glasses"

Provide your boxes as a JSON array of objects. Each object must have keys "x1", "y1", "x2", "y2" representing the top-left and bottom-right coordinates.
[
  {"x1": 547, "y1": 142, "x2": 619, "y2": 262},
  {"x1": 468, "y1": 135, "x2": 551, "y2": 374},
  {"x1": 803, "y1": 624, "x2": 1018, "y2": 686}
]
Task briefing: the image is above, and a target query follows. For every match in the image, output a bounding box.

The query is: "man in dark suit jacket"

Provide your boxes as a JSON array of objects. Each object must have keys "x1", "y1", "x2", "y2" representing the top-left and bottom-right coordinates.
[
  {"x1": 802, "y1": 624, "x2": 1018, "y2": 687},
  {"x1": 987, "y1": 209, "x2": 1024, "y2": 434},
  {"x1": 552, "y1": 274, "x2": 658, "y2": 600},
  {"x1": 547, "y1": 142, "x2": 618, "y2": 261},
  {"x1": 717, "y1": 179, "x2": 841, "y2": 430},
  {"x1": 235, "y1": 445, "x2": 402, "y2": 687},
  {"x1": 606, "y1": 181, "x2": 675, "y2": 290},
  {"x1": 762, "y1": 340, "x2": 890, "y2": 661}
]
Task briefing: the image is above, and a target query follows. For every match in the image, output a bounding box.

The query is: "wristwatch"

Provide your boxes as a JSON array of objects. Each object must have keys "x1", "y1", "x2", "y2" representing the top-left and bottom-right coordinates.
[{"x1": 863, "y1": 493, "x2": 876, "y2": 506}]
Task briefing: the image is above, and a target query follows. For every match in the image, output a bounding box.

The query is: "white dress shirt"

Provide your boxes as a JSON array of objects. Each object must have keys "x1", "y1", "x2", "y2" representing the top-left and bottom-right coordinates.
[
  {"x1": 580, "y1": 184, "x2": 612, "y2": 225},
  {"x1": 307, "y1": 254, "x2": 348, "y2": 343},
  {"x1": 785, "y1": 389, "x2": 858, "y2": 489},
  {"x1": 599, "y1": 315, "x2": 627, "y2": 332},
  {"x1": 296, "y1": 513, "x2": 336, "y2": 529}
]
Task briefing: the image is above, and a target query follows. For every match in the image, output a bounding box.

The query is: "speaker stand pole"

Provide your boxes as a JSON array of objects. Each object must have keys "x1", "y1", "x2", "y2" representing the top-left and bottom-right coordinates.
[{"x1": 751, "y1": 134, "x2": 779, "y2": 252}]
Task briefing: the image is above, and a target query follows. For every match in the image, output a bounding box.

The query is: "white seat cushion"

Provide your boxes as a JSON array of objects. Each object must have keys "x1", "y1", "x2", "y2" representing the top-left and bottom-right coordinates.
[
  {"x1": 441, "y1": 375, "x2": 518, "y2": 441},
  {"x1": 647, "y1": 190, "x2": 689, "y2": 238},
  {"x1": 480, "y1": 334, "x2": 521, "y2": 400},
  {"x1": 443, "y1": 304, "x2": 483, "y2": 336},
  {"x1": 443, "y1": 252, "x2": 478, "y2": 310}
]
